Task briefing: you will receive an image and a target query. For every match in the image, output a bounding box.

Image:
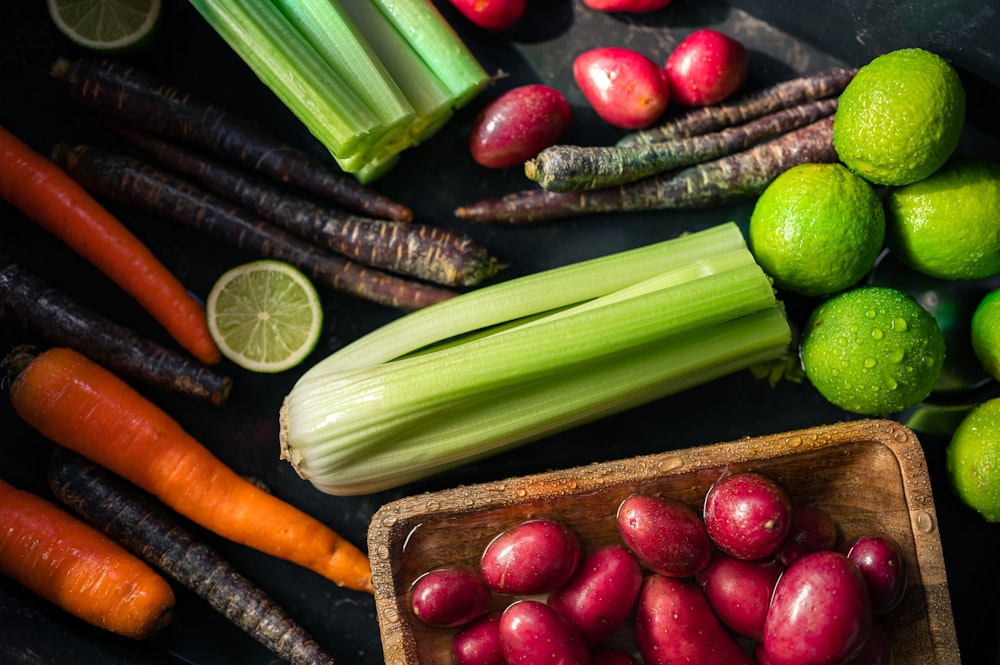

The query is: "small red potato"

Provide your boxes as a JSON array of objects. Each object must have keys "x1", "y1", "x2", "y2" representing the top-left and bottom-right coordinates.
[
  {"x1": 411, "y1": 564, "x2": 491, "y2": 627},
  {"x1": 703, "y1": 471, "x2": 793, "y2": 560},
  {"x1": 547, "y1": 544, "x2": 643, "y2": 646},
  {"x1": 453, "y1": 611, "x2": 505, "y2": 665},
  {"x1": 775, "y1": 504, "x2": 839, "y2": 566},
  {"x1": 617, "y1": 493, "x2": 712, "y2": 577},
  {"x1": 695, "y1": 551, "x2": 784, "y2": 641},
  {"x1": 664, "y1": 29, "x2": 749, "y2": 107},
  {"x1": 573, "y1": 47, "x2": 670, "y2": 130},
  {"x1": 447, "y1": 0, "x2": 525, "y2": 31},
  {"x1": 635, "y1": 575, "x2": 755, "y2": 665},
  {"x1": 480, "y1": 518, "x2": 581, "y2": 595},
  {"x1": 763, "y1": 551, "x2": 872, "y2": 665},
  {"x1": 469, "y1": 84, "x2": 572, "y2": 169},
  {"x1": 843, "y1": 622, "x2": 894, "y2": 665},
  {"x1": 499, "y1": 600, "x2": 590, "y2": 665},
  {"x1": 582, "y1": 0, "x2": 672, "y2": 13},
  {"x1": 591, "y1": 647, "x2": 640, "y2": 665},
  {"x1": 843, "y1": 534, "x2": 907, "y2": 614}
]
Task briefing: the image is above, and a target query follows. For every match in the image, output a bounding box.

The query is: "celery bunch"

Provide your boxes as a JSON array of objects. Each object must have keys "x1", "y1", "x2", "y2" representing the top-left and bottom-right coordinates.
[
  {"x1": 279, "y1": 223, "x2": 792, "y2": 495},
  {"x1": 188, "y1": 0, "x2": 491, "y2": 182}
]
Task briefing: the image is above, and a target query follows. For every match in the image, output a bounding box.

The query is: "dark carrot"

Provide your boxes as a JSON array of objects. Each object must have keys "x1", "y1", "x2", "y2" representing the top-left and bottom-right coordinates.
[
  {"x1": 52, "y1": 143, "x2": 455, "y2": 312},
  {"x1": 50, "y1": 57, "x2": 412, "y2": 222},
  {"x1": 616, "y1": 68, "x2": 857, "y2": 147},
  {"x1": 0, "y1": 477, "x2": 175, "y2": 640},
  {"x1": 48, "y1": 446, "x2": 336, "y2": 665},
  {"x1": 0, "y1": 258, "x2": 231, "y2": 405},
  {"x1": 526, "y1": 98, "x2": 838, "y2": 192},
  {"x1": 115, "y1": 126, "x2": 504, "y2": 287},
  {"x1": 456, "y1": 115, "x2": 837, "y2": 224},
  {"x1": 0, "y1": 123, "x2": 220, "y2": 365},
  {"x1": 9, "y1": 347, "x2": 374, "y2": 594}
]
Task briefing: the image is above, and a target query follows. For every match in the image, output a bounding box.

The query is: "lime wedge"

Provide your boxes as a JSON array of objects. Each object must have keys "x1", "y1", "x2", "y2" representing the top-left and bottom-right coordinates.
[
  {"x1": 47, "y1": 0, "x2": 162, "y2": 53},
  {"x1": 207, "y1": 260, "x2": 324, "y2": 374}
]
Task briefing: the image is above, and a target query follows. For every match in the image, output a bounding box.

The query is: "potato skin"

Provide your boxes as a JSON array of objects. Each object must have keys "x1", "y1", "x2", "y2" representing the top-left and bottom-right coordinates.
[
  {"x1": 664, "y1": 29, "x2": 749, "y2": 107},
  {"x1": 447, "y1": 0, "x2": 525, "y2": 31},
  {"x1": 762, "y1": 551, "x2": 872, "y2": 665},
  {"x1": 411, "y1": 564, "x2": 491, "y2": 627},
  {"x1": 696, "y1": 551, "x2": 784, "y2": 641},
  {"x1": 843, "y1": 535, "x2": 907, "y2": 614},
  {"x1": 499, "y1": 600, "x2": 590, "y2": 665},
  {"x1": 469, "y1": 85, "x2": 572, "y2": 169},
  {"x1": 480, "y1": 518, "x2": 580, "y2": 595},
  {"x1": 547, "y1": 544, "x2": 643, "y2": 646},
  {"x1": 573, "y1": 47, "x2": 670, "y2": 130},
  {"x1": 703, "y1": 471, "x2": 793, "y2": 560},
  {"x1": 775, "y1": 505, "x2": 839, "y2": 566},
  {"x1": 617, "y1": 493, "x2": 712, "y2": 577},
  {"x1": 453, "y1": 611, "x2": 505, "y2": 665},
  {"x1": 635, "y1": 574, "x2": 754, "y2": 665}
]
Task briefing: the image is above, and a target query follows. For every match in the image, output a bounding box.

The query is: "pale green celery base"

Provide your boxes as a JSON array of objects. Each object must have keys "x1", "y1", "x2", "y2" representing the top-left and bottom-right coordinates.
[
  {"x1": 299, "y1": 222, "x2": 749, "y2": 376},
  {"x1": 296, "y1": 307, "x2": 791, "y2": 495}
]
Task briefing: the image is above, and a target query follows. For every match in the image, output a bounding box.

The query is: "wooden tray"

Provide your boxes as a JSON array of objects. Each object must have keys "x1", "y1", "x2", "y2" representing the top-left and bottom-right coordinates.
[{"x1": 368, "y1": 419, "x2": 959, "y2": 665}]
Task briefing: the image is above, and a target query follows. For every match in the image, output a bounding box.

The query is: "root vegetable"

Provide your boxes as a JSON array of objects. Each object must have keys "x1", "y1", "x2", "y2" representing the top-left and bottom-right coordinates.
[
  {"x1": 582, "y1": 0, "x2": 672, "y2": 12},
  {"x1": 843, "y1": 535, "x2": 907, "y2": 614},
  {"x1": 616, "y1": 493, "x2": 711, "y2": 577},
  {"x1": 453, "y1": 611, "x2": 505, "y2": 665},
  {"x1": 695, "y1": 551, "x2": 783, "y2": 641},
  {"x1": 411, "y1": 565, "x2": 491, "y2": 627},
  {"x1": 447, "y1": 0, "x2": 525, "y2": 31},
  {"x1": 480, "y1": 518, "x2": 580, "y2": 595},
  {"x1": 665, "y1": 30, "x2": 750, "y2": 107},
  {"x1": 470, "y1": 85, "x2": 572, "y2": 169},
  {"x1": 573, "y1": 47, "x2": 670, "y2": 130},
  {"x1": 763, "y1": 550, "x2": 872, "y2": 665},
  {"x1": 635, "y1": 575, "x2": 754, "y2": 665},
  {"x1": 499, "y1": 600, "x2": 590, "y2": 665},
  {"x1": 775, "y1": 504, "x2": 839, "y2": 566},
  {"x1": 703, "y1": 471, "x2": 793, "y2": 560},
  {"x1": 547, "y1": 544, "x2": 643, "y2": 646}
]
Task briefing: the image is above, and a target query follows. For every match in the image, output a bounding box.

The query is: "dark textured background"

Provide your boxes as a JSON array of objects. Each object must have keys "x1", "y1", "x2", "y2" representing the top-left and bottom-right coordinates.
[{"x1": 2, "y1": 1, "x2": 999, "y2": 662}]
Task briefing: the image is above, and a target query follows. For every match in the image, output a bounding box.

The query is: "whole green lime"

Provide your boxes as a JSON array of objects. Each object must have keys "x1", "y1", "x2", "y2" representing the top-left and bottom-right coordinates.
[
  {"x1": 946, "y1": 397, "x2": 1000, "y2": 522},
  {"x1": 800, "y1": 286, "x2": 945, "y2": 415},
  {"x1": 972, "y1": 287, "x2": 1000, "y2": 382},
  {"x1": 833, "y1": 48, "x2": 965, "y2": 186},
  {"x1": 748, "y1": 163, "x2": 885, "y2": 296},
  {"x1": 885, "y1": 157, "x2": 1000, "y2": 281}
]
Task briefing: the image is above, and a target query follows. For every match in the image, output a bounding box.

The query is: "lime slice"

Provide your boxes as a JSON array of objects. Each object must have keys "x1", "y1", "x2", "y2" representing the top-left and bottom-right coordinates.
[
  {"x1": 207, "y1": 260, "x2": 324, "y2": 374},
  {"x1": 47, "y1": 0, "x2": 162, "y2": 53}
]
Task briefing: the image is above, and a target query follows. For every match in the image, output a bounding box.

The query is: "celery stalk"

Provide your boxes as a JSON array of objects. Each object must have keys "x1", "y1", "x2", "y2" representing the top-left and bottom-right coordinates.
[
  {"x1": 291, "y1": 309, "x2": 790, "y2": 494},
  {"x1": 280, "y1": 224, "x2": 792, "y2": 495},
  {"x1": 188, "y1": 0, "x2": 378, "y2": 161},
  {"x1": 365, "y1": 0, "x2": 492, "y2": 107}
]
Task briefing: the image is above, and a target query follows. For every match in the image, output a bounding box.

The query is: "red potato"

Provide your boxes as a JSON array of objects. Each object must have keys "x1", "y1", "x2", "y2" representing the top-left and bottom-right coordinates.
[
  {"x1": 547, "y1": 544, "x2": 643, "y2": 646},
  {"x1": 447, "y1": 0, "x2": 525, "y2": 31},
  {"x1": 453, "y1": 611, "x2": 506, "y2": 665},
  {"x1": 617, "y1": 493, "x2": 712, "y2": 577},
  {"x1": 499, "y1": 600, "x2": 590, "y2": 665},
  {"x1": 581, "y1": 0, "x2": 672, "y2": 13},
  {"x1": 843, "y1": 623, "x2": 894, "y2": 665},
  {"x1": 469, "y1": 85, "x2": 572, "y2": 169},
  {"x1": 411, "y1": 564, "x2": 492, "y2": 627},
  {"x1": 775, "y1": 505, "x2": 839, "y2": 566},
  {"x1": 480, "y1": 518, "x2": 581, "y2": 595},
  {"x1": 843, "y1": 535, "x2": 907, "y2": 614},
  {"x1": 703, "y1": 471, "x2": 793, "y2": 560},
  {"x1": 573, "y1": 47, "x2": 670, "y2": 130},
  {"x1": 665, "y1": 29, "x2": 750, "y2": 107},
  {"x1": 695, "y1": 551, "x2": 784, "y2": 641},
  {"x1": 763, "y1": 551, "x2": 872, "y2": 665},
  {"x1": 635, "y1": 575, "x2": 754, "y2": 665}
]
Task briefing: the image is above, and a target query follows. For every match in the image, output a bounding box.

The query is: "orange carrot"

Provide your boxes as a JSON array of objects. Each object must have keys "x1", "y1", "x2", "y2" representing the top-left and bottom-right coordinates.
[
  {"x1": 0, "y1": 477, "x2": 175, "y2": 639},
  {"x1": 0, "y1": 123, "x2": 220, "y2": 365},
  {"x1": 9, "y1": 347, "x2": 374, "y2": 594}
]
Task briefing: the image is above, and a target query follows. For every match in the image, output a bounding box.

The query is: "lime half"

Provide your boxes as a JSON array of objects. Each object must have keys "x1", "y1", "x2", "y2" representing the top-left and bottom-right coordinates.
[
  {"x1": 207, "y1": 260, "x2": 324, "y2": 374},
  {"x1": 47, "y1": 0, "x2": 162, "y2": 53}
]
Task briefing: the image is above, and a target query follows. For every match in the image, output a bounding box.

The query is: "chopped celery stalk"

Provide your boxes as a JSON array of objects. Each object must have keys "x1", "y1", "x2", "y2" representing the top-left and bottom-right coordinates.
[
  {"x1": 280, "y1": 225, "x2": 792, "y2": 495},
  {"x1": 341, "y1": 0, "x2": 456, "y2": 143},
  {"x1": 365, "y1": 0, "x2": 492, "y2": 106},
  {"x1": 271, "y1": 0, "x2": 415, "y2": 130},
  {"x1": 188, "y1": 0, "x2": 379, "y2": 160},
  {"x1": 309, "y1": 223, "x2": 749, "y2": 373},
  {"x1": 290, "y1": 308, "x2": 790, "y2": 494}
]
